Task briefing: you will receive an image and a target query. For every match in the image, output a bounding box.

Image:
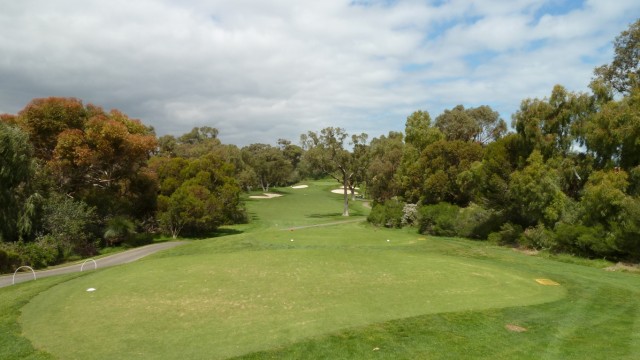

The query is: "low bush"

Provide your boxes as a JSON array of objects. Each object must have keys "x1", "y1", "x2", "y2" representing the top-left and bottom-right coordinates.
[
  {"x1": 368, "y1": 199, "x2": 404, "y2": 228},
  {"x1": 518, "y1": 224, "x2": 556, "y2": 250},
  {"x1": 418, "y1": 203, "x2": 459, "y2": 236},
  {"x1": 488, "y1": 223, "x2": 523, "y2": 245},
  {"x1": 455, "y1": 203, "x2": 502, "y2": 239}
]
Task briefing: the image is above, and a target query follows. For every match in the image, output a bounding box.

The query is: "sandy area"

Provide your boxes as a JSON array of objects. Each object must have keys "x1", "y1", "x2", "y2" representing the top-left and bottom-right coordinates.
[
  {"x1": 331, "y1": 188, "x2": 359, "y2": 195},
  {"x1": 249, "y1": 193, "x2": 283, "y2": 199},
  {"x1": 291, "y1": 185, "x2": 309, "y2": 189}
]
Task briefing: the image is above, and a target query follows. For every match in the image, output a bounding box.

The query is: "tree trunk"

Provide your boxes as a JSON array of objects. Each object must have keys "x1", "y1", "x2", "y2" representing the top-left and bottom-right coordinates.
[{"x1": 342, "y1": 173, "x2": 349, "y2": 216}]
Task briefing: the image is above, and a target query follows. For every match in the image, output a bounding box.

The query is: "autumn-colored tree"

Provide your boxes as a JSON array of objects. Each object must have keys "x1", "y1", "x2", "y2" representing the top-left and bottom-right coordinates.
[
  {"x1": 49, "y1": 109, "x2": 158, "y2": 217},
  {"x1": 16, "y1": 97, "x2": 93, "y2": 159}
]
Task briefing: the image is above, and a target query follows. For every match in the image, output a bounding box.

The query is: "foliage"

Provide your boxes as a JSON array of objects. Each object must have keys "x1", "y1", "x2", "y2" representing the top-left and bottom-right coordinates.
[
  {"x1": 418, "y1": 140, "x2": 484, "y2": 205},
  {"x1": 418, "y1": 202, "x2": 460, "y2": 236},
  {"x1": 103, "y1": 216, "x2": 136, "y2": 246},
  {"x1": 487, "y1": 222, "x2": 523, "y2": 245},
  {"x1": 41, "y1": 195, "x2": 98, "y2": 258},
  {"x1": 368, "y1": 199, "x2": 404, "y2": 228},
  {"x1": 594, "y1": 19, "x2": 640, "y2": 95},
  {"x1": 517, "y1": 224, "x2": 556, "y2": 250},
  {"x1": 153, "y1": 153, "x2": 246, "y2": 238},
  {"x1": 241, "y1": 143, "x2": 293, "y2": 191},
  {"x1": 512, "y1": 85, "x2": 592, "y2": 159},
  {"x1": 508, "y1": 150, "x2": 568, "y2": 227},
  {"x1": 301, "y1": 127, "x2": 368, "y2": 216},
  {"x1": 367, "y1": 132, "x2": 404, "y2": 202},
  {"x1": 435, "y1": 104, "x2": 506, "y2": 144},
  {"x1": 0, "y1": 123, "x2": 35, "y2": 242},
  {"x1": 455, "y1": 203, "x2": 502, "y2": 239}
]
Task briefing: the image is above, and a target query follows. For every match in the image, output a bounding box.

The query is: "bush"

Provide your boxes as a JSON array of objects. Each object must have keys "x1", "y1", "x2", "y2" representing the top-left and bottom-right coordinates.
[
  {"x1": 554, "y1": 223, "x2": 610, "y2": 257},
  {"x1": 488, "y1": 223, "x2": 523, "y2": 245},
  {"x1": 123, "y1": 233, "x2": 154, "y2": 248},
  {"x1": 368, "y1": 199, "x2": 404, "y2": 228},
  {"x1": 418, "y1": 203, "x2": 460, "y2": 236},
  {"x1": 17, "y1": 236, "x2": 60, "y2": 269},
  {"x1": 455, "y1": 203, "x2": 502, "y2": 239},
  {"x1": 401, "y1": 203, "x2": 419, "y2": 227},
  {"x1": 0, "y1": 247, "x2": 20, "y2": 273},
  {"x1": 518, "y1": 224, "x2": 556, "y2": 250}
]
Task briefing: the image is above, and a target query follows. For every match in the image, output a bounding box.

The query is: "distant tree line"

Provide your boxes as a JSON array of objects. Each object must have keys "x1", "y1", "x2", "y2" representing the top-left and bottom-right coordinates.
[{"x1": 1, "y1": 19, "x2": 639, "y2": 271}]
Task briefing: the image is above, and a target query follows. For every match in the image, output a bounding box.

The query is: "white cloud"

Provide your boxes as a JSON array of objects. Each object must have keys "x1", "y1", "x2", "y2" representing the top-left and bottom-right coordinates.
[{"x1": 0, "y1": 0, "x2": 638, "y2": 145}]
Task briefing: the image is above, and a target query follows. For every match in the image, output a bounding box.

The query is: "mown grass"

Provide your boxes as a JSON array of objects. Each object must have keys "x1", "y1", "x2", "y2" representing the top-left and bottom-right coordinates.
[{"x1": 4, "y1": 181, "x2": 640, "y2": 359}]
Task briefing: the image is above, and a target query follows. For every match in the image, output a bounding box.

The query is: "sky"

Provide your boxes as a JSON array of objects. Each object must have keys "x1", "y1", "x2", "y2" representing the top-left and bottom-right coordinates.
[{"x1": 1, "y1": 0, "x2": 638, "y2": 146}]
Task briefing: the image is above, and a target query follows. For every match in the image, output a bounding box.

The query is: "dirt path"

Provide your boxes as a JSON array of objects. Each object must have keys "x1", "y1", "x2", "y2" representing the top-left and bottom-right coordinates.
[{"x1": 0, "y1": 241, "x2": 186, "y2": 288}]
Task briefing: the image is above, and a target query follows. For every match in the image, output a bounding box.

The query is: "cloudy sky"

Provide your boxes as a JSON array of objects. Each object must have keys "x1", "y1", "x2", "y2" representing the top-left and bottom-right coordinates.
[{"x1": 1, "y1": 1, "x2": 638, "y2": 145}]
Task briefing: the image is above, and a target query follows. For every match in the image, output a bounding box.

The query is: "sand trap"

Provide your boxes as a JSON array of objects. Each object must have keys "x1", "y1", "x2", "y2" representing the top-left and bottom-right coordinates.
[
  {"x1": 249, "y1": 193, "x2": 283, "y2": 199},
  {"x1": 331, "y1": 188, "x2": 359, "y2": 195},
  {"x1": 291, "y1": 185, "x2": 309, "y2": 189}
]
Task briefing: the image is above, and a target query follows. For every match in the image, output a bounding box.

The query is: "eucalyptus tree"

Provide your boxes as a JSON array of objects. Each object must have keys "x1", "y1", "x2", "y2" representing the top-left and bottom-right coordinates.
[
  {"x1": 301, "y1": 127, "x2": 368, "y2": 216},
  {"x1": 594, "y1": 18, "x2": 640, "y2": 95}
]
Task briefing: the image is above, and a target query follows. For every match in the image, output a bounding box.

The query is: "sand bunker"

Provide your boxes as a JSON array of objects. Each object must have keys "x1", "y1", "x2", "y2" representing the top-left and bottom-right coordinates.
[
  {"x1": 291, "y1": 185, "x2": 309, "y2": 189},
  {"x1": 249, "y1": 193, "x2": 283, "y2": 199},
  {"x1": 331, "y1": 188, "x2": 359, "y2": 195}
]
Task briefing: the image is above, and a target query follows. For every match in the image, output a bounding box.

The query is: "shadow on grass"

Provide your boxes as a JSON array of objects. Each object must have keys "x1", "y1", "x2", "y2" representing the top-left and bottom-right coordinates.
[
  {"x1": 307, "y1": 212, "x2": 344, "y2": 218},
  {"x1": 180, "y1": 228, "x2": 245, "y2": 240}
]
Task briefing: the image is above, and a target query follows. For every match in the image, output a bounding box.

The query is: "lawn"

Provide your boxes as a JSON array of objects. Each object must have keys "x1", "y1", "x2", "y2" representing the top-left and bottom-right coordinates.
[{"x1": 4, "y1": 181, "x2": 640, "y2": 359}]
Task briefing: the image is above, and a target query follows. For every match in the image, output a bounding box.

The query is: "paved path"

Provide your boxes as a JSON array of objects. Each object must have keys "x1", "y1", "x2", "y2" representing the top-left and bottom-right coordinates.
[{"x1": 0, "y1": 241, "x2": 186, "y2": 288}]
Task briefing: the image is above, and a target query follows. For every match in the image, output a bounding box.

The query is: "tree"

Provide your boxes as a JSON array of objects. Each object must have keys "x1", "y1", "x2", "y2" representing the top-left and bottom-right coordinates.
[
  {"x1": 49, "y1": 109, "x2": 158, "y2": 218},
  {"x1": 398, "y1": 110, "x2": 444, "y2": 202},
  {"x1": 512, "y1": 85, "x2": 591, "y2": 160},
  {"x1": 301, "y1": 127, "x2": 366, "y2": 216},
  {"x1": 404, "y1": 110, "x2": 443, "y2": 152},
  {"x1": 367, "y1": 131, "x2": 404, "y2": 203},
  {"x1": 15, "y1": 97, "x2": 92, "y2": 159},
  {"x1": 152, "y1": 150, "x2": 245, "y2": 238},
  {"x1": 594, "y1": 19, "x2": 640, "y2": 95},
  {"x1": 242, "y1": 144, "x2": 293, "y2": 192},
  {"x1": 508, "y1": 151, "x2": 568, "y2": 228},
  {"x1": 419, "y1": 140, "x2": 484, "y2": 206},
  {"x1": 581, "y1": 85, "x2": 640, "y2": 170},
  {"x1": 434, "y1": 105, "x2": 506, "y2": 144},
  {"x1": 0, "y1": 123, "x2": 34, "y2": 241}
]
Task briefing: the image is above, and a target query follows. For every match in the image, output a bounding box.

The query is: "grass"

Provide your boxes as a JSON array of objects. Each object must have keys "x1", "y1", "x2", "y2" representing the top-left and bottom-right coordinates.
[{"x1": 4, "y1": 180, "x2": 640, "y2": 359}]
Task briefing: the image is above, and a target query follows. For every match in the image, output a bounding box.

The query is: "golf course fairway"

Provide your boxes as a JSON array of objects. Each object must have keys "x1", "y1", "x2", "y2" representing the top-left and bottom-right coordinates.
[{"x1": 9, "y1": 182, "x2": 640, "y2": 359}]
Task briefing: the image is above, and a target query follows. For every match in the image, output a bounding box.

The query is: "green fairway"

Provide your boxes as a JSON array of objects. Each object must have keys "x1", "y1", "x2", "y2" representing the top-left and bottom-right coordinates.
[{"x1": 6, "y1": 181, "x2": 640, "y2": 359}]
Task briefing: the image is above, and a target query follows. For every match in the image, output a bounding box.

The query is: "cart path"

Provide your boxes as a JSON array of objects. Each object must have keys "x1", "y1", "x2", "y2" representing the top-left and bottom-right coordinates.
[{"x1": 0, "y1": 241, "x2": 186, "y2": 288}]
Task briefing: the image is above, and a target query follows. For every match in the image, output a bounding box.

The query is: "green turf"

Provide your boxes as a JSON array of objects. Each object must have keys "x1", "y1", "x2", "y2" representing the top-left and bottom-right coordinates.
[{"x1": 6, "y1": 181, "x2": 640, "y2": 359}]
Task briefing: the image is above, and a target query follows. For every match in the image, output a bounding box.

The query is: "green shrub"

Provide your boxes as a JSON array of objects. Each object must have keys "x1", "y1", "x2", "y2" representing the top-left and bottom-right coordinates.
[
  {"x1": 418, "y1": 203, "x2": 460, "y2": 236},
  {"x1": 18, "y1": 236, "x2": 60, "y2": 269},
  {"x1": 123, "y1": 233, "x2": 154, "y2": 248},
  {"x1": 488, "y1": 223, "x2": 523, "y2": 245},
  {"x1": 455, "y1": 203, "x2": 502, "y2": 239},
  {"x1": 368, "y1": 199, "x2": 404, "y2": 228},
  {"x1": 0, "y1": 247, "x2": 20, "y2": 273},
  {"x1": 518, "y1": 224, "x2": 556, "y2": 250}
]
